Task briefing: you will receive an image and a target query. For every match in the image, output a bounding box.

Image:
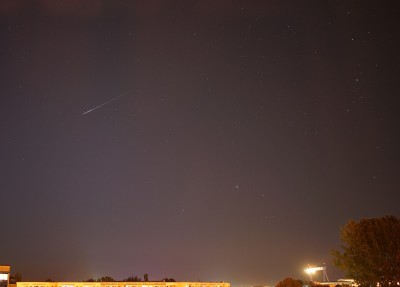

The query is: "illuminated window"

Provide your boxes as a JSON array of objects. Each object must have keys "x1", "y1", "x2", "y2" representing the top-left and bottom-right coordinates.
[{"x1": 0, "y1": 274, "x2": 8, "y2": 280}]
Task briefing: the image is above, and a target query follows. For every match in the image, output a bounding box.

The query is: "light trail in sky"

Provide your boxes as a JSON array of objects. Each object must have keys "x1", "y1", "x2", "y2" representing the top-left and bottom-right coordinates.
[{"x1": 82, "y1": 91, "x2": 128, "y2": 115}]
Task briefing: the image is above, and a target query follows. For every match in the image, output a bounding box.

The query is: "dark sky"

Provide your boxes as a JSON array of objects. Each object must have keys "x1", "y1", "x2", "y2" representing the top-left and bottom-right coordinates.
[{"x1": 1, "y1": 1, "x2": 399, "y2": 286}]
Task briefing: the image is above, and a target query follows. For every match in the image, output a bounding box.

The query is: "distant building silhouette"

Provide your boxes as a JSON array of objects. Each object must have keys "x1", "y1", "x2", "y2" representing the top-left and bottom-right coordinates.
[{"x1": 17, "y1": 281, "x2": 229, "y2": 287}]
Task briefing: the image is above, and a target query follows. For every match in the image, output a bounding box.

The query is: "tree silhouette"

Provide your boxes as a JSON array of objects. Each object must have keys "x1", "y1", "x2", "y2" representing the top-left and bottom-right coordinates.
[
  {"x1": 98, "y1": 276, "x2": 116, "y2": 282},
  {"x1": 124, "y1": 276, "x2": 142, "y2": 282},
  {"x1": 14, "y1": 273, "x2": 22, "y2": 282},
  {"x1": 275, "y1": 278, "x2": 303, "y2": 287}
]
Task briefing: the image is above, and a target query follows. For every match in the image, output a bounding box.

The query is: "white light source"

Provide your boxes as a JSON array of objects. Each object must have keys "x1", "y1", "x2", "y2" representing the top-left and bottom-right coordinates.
[
  {"x1": 304, "y1": 267, "x2": 324, "y2": 274},
  {"x1": 0, "y1": 274, "x2": 8, "y2": 280},
  {"x1": 304, "y1": 266, "x2": 329, "y2": 282}
]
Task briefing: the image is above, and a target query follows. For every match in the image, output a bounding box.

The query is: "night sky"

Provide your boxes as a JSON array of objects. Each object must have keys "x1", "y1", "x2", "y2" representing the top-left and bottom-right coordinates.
[{"x1": 1, "y1": 1, "x2": 400, "y2": 286}]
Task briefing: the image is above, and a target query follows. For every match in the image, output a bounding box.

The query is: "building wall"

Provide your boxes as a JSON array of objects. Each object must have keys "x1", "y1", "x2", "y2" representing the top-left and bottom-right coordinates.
[
  {"x1": 17, "y1": 281, "x2": 230, "y2": 287},
  {"x1": 0, "y1": 265, "x2": 11, "y2": 287}
]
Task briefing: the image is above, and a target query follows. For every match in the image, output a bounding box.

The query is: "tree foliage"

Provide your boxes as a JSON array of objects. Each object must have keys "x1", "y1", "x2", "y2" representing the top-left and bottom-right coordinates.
[
  {"x1": 8, "y1": 272, "x2": 22, "y2": 284},
  {"x1": 82, "y1": 274, "x2": 174, "y2": 283},
  {"x1": 123, "y1": 276, "x2": 142, "y2": 282},
  {"x1": 332, "y1": 215, "x2": 400, "y2": 287},
  {"x1": 275, "y1": 278, "x2": 303, "y2": 287},
  {"x1": 98, "y1": 276, "x2": 116, "y2": 282},
  {"x1": 14, "y1": 273, "x2": 22, "y2": 282}
]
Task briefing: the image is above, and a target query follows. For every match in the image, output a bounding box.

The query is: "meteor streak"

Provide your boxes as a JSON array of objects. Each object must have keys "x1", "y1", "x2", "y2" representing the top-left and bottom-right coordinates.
[{"x1": 82, "y1": 92, "x2": 128, "y2": 115}]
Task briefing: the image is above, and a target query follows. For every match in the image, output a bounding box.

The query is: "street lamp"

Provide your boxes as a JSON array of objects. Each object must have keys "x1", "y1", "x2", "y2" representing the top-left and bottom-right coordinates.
[{"x1": 304, "y1": 266, "x2": 329, "y2": 282}]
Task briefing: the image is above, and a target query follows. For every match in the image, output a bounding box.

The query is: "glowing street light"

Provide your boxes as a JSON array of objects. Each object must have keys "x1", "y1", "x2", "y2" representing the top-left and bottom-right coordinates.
[{"x1": 304, "y1": 266, "x2": 329, "y2": 282}]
